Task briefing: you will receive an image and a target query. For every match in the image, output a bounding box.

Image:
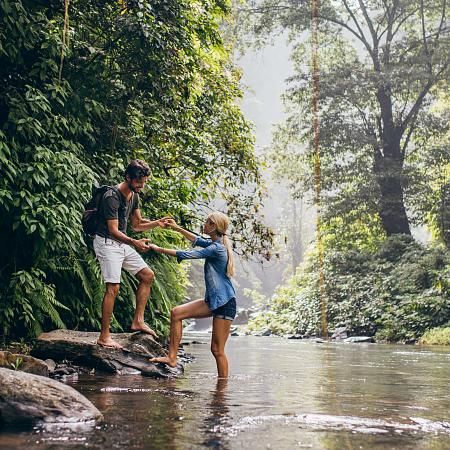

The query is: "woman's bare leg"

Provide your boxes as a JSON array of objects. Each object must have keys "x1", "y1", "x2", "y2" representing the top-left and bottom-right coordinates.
[
  {"x1": 211, "y1": 318, "x2": 232, "y2": 378},
  {"x1": 150, "y1": 299, "x2": 212, "y2": 367}
]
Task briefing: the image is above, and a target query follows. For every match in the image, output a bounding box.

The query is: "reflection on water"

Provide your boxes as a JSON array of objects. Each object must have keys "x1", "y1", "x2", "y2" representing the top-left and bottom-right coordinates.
[
  {"x1": 202, "y1": 379, "x2": 231, "y2": 449},
  {"x1": 1, "y1": 335, "x2": 450, "y2": 449}
]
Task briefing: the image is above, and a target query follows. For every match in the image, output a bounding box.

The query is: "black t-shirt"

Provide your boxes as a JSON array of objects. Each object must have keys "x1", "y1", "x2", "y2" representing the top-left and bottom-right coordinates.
[{"x1": 95, "y1": 186, "x2": 139, "y2": 238}]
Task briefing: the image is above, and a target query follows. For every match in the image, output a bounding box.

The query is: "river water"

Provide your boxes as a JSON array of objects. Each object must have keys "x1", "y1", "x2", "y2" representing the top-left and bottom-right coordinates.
[{"x1": 1, "y1": 333, "x2": 450, "y2": 449}]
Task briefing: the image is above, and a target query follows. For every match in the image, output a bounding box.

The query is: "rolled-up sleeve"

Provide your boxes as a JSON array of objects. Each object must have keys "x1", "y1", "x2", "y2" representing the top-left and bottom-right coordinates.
[
  {"x1": 176, "y1": 244, "x2": 219, "y2": 263},
  {"x1": 192, "y1": 237, "x2": 212, "y2": 248}
]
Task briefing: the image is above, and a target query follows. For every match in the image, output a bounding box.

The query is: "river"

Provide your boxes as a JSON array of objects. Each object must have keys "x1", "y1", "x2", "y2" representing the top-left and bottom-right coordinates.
[{"x1": 1, "y1": 333, "x2": 450, "y2": 449}]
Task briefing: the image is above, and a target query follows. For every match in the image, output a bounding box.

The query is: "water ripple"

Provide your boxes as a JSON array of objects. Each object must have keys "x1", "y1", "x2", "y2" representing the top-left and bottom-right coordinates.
[{"x1": 216, "y1": 413, "x2": 450, "y2": 436}]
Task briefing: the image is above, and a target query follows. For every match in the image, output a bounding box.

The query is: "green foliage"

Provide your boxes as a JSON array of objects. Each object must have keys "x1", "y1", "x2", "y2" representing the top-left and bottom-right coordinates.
[
  {"x1": 420, "y1": 327, "x2": 450, "y2": 345},
  {"x1": 0, "y1": 0, "x2": 272, "y2": 338},
  {"x1": 10, "y1": 357, "x2": 23, "y2": 371},
  {"x1": 1, "y1": 268, "x2": 68, "y2": 337},
  {"x1": 250, "y1": 236, "x2": 450, "y2": 342}
]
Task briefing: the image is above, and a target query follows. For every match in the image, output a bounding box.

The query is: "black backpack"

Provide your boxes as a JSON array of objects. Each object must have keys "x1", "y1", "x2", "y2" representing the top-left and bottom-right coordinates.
[{"x1": 82, "y1": 185, "x2": 118, "y2": 237}]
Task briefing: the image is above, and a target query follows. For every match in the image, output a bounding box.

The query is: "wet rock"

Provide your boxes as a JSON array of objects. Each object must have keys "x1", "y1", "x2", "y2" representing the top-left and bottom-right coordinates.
[
  {"x1": 44, "y1": 359, "x2": 56, "y2": 373},
  {"x1": 0, "y1": 367, "x2": 102, "y2": 426},
  {"x1": 0, "y1": 351, "x2": 49, "y2": 377},
  {"x1": 229, "y1": 325, "x2": 245, "y2": 336},
  {"x1": 253, "y1": 328, "x2": 272, "y2": 337},
  {"x1": 344, "y1": 336, "x2": 375, "y2": 343},
  {"x1": 286, "y1": 334, "x2": 304, "y2": 340},
  {"x1": 233, "y1": 308, "x2": 253, "y2": 325},
  {"x1": 331, "y1": 327, "x2": 348, "y2": 341},
  {"x1": 31, "y1": 329, "x2": 186, "y2": 378}
]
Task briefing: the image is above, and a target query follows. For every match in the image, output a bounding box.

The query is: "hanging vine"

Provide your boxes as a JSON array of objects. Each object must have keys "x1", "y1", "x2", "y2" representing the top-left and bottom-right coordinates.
[
  {"x1": 58, "y1": 0, "x2": 70, "y2": 83},
  {"x1": 311, "y1": 0, "x2": 327, "y2": 338}
]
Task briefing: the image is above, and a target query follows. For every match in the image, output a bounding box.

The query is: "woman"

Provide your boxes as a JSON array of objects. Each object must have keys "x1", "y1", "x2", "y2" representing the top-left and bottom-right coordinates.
[{"x1": 149, "y1": 212, "x2": 236, "y2": 378}]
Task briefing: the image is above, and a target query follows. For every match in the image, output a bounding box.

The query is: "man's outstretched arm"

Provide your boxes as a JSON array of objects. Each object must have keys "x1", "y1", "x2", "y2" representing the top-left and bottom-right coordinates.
[{"x1": 131, "y1": 209, "x2": 168, "y2": 232}]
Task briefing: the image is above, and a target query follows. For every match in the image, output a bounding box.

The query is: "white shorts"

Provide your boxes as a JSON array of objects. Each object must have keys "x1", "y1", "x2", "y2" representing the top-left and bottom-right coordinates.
[{"x1": 93, "y1": 235, "x2": 148, "y2": 284}]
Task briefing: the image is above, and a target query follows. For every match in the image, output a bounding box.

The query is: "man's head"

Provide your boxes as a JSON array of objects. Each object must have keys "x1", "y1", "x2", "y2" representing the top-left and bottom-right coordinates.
[{"x1": 124, "y1": 159, "x2": 151, "y2": 193}]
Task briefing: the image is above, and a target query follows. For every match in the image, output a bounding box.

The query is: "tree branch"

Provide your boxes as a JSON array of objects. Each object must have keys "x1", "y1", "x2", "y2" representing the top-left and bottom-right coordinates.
[
  {"x1": 357, "y1": 0, "x2": 378, "y2": 46},
  {"x1": 401, "y1": 109, "x2": 420, "y2": 157},
  {"x1": 402, "y1": 62, "x2": 448, "y2": 130},
  {"x1": 380, "y1": 0, "x2": 399, "y2": 65},
  {"x1": 342, "y1": 0, "x2": 373, "y2": 53},
  {"x1": 434, "y1": 0, "x2": 447, "y2": 45},
  {"x1": 389, "y1": 7, "x2": 421, "y2": 41},
  {"x1": 420, "y1": 0, "x2": 433, "y2": 74}
]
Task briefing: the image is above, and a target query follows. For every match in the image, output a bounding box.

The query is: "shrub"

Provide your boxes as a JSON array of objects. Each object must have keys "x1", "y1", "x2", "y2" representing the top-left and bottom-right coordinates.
[
  {"x1": 250, "y1": 236, "x2": 450, "y2": 342},
  {"x1": 419, "y1": 327, "x2": 450, "y2": 345}
]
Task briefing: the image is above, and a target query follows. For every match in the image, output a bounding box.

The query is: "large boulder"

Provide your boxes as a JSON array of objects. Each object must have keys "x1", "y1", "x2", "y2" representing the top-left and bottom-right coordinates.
[
  {"x1": 234, "y1": 308, "x2": 252, "y2": 325},
  {"x1": 0, "y1": 368, "x2": 102, "y2": 425},
  {"x1": 31, "y1": 329, "x2": 186, "y2": 378},
  {"x1": 0, "y1": 351, "x2": 49, "y2": 377},
  {"x1": 331, "y1": 327, "x2": 348, "y2": 341}
]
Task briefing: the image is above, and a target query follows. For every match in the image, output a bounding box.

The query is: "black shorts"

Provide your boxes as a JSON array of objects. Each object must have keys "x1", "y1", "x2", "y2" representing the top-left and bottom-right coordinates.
[{"x1": 212, "y1": 298, "x2": 236, "y2": 321}]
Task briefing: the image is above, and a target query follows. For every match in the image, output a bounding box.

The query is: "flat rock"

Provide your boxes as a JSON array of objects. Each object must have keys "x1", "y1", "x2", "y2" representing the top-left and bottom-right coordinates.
[
  {"x1": 286, "y1": 334, "x2": 304, "y2": 340},
  {"x1": 253, "y1": 328, "x2": 272, "y2": 337},
  {"x1": 0, "y1": 351, "x2": 49, "y2": 377},
  {"x1": 31, "y1": 329, "x2": 185, "y2": 378},
  {"x1": 344, "y1": 336, "x2": 375, "y2": 343},
  {"x1": 0, "y1": 367, "x2": 102, "y2": 425}
]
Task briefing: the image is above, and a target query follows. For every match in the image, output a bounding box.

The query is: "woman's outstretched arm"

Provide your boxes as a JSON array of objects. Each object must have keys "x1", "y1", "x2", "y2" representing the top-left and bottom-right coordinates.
[
  {"x1": 164, "y1": 219, "x2": 197, "y2": 242},
  {"x1": 149, "y1": 243, "x2": 219, "y2": 261},
  {"x1": 149, "y1": 244, "x2": 176, "y2": 257}
]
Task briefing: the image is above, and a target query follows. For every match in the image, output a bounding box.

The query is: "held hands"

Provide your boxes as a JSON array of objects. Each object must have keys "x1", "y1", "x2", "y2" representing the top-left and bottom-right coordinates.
[
  {"x1": 162, "y1": 218, "x2": 178, "y2": 229},
  {"x1": 133, "y1": 238, "x2": 152, "y2": 253},
  {"x1": 148, "y1": 243, "x2": 161, "y2": 253},
  {"x1": 156, "y1": 216, "x2": 171, "y2": 228},
  {"x1": 154, "y1": 216, "x2": 178, "y2": 230}
]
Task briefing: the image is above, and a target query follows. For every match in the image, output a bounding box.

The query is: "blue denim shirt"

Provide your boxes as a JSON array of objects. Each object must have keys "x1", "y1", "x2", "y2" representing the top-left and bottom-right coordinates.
[{"x1": 176, "y1": 237, "x2": 236, "y2": 311}]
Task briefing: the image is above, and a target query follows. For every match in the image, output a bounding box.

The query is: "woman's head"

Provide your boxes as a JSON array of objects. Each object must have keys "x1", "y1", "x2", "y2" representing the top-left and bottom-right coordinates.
[
  {"x1": 204, "y1": 211, "x2": 235, "y2": 278},
  {"x1": 204, "y1": 212, "x2": 230, "y2": 237}
]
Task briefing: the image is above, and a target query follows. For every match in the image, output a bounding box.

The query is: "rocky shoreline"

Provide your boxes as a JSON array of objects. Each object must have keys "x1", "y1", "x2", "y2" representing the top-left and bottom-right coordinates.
[{"x1": 0, "y1": 329, "x2": 192, "y2": 428}]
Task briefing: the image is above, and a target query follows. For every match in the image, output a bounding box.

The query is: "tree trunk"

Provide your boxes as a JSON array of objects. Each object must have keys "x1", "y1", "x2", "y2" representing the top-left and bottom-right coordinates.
[
  {"x1": 374, "y1": 148, "x2": 411, "y2": 236},
  {"x1": 374, "y1": 82, "x2": 412, "y2": 236}
]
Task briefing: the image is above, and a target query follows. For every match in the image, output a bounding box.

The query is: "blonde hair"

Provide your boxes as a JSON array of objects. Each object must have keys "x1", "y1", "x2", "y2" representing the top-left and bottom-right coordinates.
[{"x1": 207, "y1": 211, "x2": 235, "y2": 278}]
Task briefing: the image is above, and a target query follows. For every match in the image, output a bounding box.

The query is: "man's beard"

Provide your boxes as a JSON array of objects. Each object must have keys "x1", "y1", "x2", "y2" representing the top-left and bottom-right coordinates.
[{"x1": 128, "y1": 181, "x2": 138, "y2": 193}]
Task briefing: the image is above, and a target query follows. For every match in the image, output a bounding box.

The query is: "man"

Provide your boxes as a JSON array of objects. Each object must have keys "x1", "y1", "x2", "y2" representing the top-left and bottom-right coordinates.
[{"x1": 93, "y1": 159, "x2": 165, "y2": 348}]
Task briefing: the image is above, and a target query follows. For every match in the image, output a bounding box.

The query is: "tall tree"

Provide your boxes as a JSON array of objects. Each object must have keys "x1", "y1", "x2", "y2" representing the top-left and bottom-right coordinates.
[{"x1": 242, "y1": 0, "x2": 449, "y2": 236}]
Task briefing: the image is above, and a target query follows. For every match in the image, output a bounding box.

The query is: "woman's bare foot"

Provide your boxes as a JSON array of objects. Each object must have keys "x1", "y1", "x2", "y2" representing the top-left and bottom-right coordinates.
[
  {"x1": 97, "y1": 338, "x2": 123, "y2": 349},
  {"x1": 131, "y1": 321, "x2": 158, "y2": 339},
  {"x1": 149, "y1": 356, "x2": 177, "y2": 367}
]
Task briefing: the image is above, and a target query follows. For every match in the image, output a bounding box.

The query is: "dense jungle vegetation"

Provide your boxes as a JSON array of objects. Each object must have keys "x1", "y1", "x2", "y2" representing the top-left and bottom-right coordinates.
[{"x1": 0, "y1": 0, "x2": 271, "y2": 338}]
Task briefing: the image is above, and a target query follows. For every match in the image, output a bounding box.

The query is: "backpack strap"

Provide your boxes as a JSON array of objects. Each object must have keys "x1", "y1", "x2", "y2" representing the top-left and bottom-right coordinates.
[{"x1": 102, "y1": 185, "x2": 121, "y2": 242}]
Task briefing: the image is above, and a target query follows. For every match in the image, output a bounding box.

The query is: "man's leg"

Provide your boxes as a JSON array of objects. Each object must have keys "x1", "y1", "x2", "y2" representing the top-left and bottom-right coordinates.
[
  {"x1": 211, "y1": 318, "x2": 232, "y2": 378},
  {"x1": 150, "y1": 299, "x2": 212, "y2": 367},
  {"x1": 131, "y1": 267, "x2": 157, "y2": 337},
  {"x1": 97, "y1": 283, "x2": 122, "y2": 348}
]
